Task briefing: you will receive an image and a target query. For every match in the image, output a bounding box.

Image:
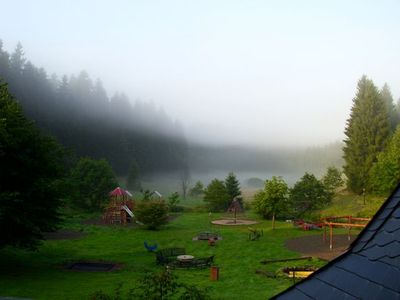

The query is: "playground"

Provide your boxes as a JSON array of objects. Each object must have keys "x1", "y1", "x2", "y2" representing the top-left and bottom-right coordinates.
[
  {"x1": 0, "y1": 188, "x2": 373, "y2": 299},
  {"x1": 0, "y1": 210, "x2": 344, "y2": 300}
]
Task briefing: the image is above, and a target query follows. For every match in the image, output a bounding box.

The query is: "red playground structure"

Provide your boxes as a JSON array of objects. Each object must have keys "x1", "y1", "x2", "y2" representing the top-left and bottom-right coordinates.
[{"x1": 103, "y1": 187, "x2": 135, "y2": 225}]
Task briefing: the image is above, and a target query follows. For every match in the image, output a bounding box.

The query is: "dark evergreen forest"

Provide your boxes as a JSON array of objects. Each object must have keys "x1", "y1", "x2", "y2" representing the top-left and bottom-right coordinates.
[{"x1": 0, "y1": 41, "x2": 188, "y2": 176}]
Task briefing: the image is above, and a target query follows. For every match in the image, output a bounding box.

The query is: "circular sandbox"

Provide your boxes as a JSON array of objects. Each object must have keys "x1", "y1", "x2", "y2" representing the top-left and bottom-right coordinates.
[{"x1": 211, "y1": 219, "x2": 258, "y2": 226}]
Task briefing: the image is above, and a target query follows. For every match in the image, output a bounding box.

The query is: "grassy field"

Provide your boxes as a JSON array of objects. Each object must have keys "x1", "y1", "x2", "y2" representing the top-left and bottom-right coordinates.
[
  {"x1": 0, "y1": 212, "x2": 328, "y2": 300},
  {"x1": 319, "y1": 190, "x2": 385, "y2": 218}
]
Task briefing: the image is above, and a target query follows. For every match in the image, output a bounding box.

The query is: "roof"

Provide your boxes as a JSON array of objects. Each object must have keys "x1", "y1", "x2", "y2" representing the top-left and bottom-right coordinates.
[
  {"x1": 272, "y1": 184, "x2": 400, "y2": 300},
  {"x1": 109, "y1": 187, "x2": 128, "y2": 197}
]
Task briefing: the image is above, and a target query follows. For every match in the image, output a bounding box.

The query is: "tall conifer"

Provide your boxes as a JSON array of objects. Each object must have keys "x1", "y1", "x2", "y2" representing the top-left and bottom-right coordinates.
[
  {"x1": 380, "y1": 83, "x2": 398, "y2": 132},
  {"x1": 343, "y1": 76, "x2": 390, "y2": 193},
  {"x1": 225, "y1": 172, "x2": 241, "y2": 200}
]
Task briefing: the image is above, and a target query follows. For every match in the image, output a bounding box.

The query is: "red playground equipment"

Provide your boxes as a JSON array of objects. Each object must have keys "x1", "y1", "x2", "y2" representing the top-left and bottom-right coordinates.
[
  {"x1": 294, "y1": 216, "x2": 371, "y2": 250},
  {"x1": 293, "y1": 219, "x2": 324, "y2": 231},
  {"x1": 103, "y1": 187, "x2": 135, "y2": 225}
]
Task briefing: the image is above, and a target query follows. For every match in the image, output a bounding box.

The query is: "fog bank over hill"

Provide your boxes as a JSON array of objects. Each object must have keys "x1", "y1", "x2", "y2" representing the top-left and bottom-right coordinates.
[
  {"x1": 141, "y1": 141, "x2": 344, "y2": 196},
  {"x1": 188, "y1": 142, "x2": 343, "y2": 176},
  {"x1": 2, "y1": 1, "x2": 400, "y2": 149}
]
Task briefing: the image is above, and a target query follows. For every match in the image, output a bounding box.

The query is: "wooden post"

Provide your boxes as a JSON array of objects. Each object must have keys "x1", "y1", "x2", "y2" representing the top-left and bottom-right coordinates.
[
  {"x1": 329, "y1": 224, "x2": 333, "y2": 250},
  {"x1": 348, "y1": 216, "x2": 352, "y2": 241},
  {"x1": 323, "y1": 223, "x2": 326, "y2": 242},
  {"x1": 210, "y1": 266, "x2": 219, "y2": 281}
]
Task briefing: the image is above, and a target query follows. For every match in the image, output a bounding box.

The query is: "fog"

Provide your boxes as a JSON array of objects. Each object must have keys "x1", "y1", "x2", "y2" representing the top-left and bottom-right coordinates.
[{"x1": 1, "y1": 1, "x2": 400, "y2": 147}]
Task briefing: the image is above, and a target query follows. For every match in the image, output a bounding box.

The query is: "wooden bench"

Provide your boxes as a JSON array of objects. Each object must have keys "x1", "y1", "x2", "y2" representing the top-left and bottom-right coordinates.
[{"x1": 197, "y1": 232, "x2": 219, "y2": 240}]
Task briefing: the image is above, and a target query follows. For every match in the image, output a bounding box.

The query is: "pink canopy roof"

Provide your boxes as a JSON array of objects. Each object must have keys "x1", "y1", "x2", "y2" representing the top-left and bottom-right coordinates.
[{"x1": 109, "y1": 187, "x2": 128, "y2": 197}]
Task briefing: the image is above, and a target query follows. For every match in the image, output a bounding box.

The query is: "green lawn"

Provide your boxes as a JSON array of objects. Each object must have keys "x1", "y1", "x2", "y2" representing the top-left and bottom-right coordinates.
[
  {"x1": 0, "y1": 213, "x2": 331, "y2": 299},
  {"x1": 319, "y1": 191, "x2": 385, "y2": 218}
]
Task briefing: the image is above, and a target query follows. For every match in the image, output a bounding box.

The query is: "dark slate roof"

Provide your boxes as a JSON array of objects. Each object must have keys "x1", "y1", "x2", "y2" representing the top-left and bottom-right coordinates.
[{"x1": 272, "y1": 184, "x2": 400, "y2": 300}]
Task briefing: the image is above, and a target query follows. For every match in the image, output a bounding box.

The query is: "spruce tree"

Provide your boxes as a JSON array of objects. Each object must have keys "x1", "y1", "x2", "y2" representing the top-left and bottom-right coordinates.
[
  {"x1": 10, "y1": 42, "x2": 25, "y2": 77},
  {"x1": 343, "y1": 76, "x2": 390, "y2": 193},
  {"x1": 225, "y1": 172, "x2": 241, "y2": 200},
  {"x1": 380, "y1": 83, "x2": 398, "y2": 132},
  {"x1": 0, "y1": 82, "x2": 66, "y2": 248}
]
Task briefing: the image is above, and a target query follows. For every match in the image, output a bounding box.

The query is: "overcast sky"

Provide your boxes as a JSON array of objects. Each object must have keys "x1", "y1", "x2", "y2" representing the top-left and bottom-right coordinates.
[{"x1": 1, "y1": 0, "x2": 400, "y2": 147}]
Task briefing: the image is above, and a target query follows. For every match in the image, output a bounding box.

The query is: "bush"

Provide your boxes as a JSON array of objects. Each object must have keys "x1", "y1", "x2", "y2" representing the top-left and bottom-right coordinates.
[
  {"x1": 203, "y1": 179, "x2": 230, "y2": 212},
  {"x1": 90, "y1": 269, "x2": 211, "y2": 300},
  {"x1": 135, "y1": 199, "x2": 169, "y2": 230},
  {"x1": 167, "y1": 192, "x2": 181, "y2": 212}
]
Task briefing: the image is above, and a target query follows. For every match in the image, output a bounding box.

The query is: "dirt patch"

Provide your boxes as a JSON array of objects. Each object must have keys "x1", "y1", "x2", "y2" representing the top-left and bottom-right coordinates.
[
  {"x1": 81, "y1": 217, "x2": 139, "y2": 226},
  {"x1": 285, "y1": 234, "x2": 356, "y2": 261},
  {"x1": 43, "y1": 229, "x2": 86, "y2": 240},
  {"x1": 81, "y1": 214, "x2": 180, "y2": 226},
  {"x1": 211, "y1": 219, "x2": 258, "y2": 226}
]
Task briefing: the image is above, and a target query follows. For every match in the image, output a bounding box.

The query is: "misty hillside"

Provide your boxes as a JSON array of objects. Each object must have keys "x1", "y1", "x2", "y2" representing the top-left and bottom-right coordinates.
[
  {"x1": 0, "y1": 41, "x2": 188, "y2": 175},
  {"x1": 189, "y1": 142, "x2": 344, "y2": 177},
  {"x1": 0, "y1": 40, "x2": 345, "y2": 180}
]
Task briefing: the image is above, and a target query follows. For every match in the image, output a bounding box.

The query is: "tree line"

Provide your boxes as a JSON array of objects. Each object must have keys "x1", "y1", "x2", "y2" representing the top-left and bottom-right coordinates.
[
  {"x1": 251, "y1": 75, "x2": 400, "y2": 225},
  {"x1": 0, "y1": 40, "x2": 188, "y2": 177}
]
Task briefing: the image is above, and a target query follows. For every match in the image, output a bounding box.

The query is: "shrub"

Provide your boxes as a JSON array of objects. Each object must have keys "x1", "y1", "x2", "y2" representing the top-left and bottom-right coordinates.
[
  {"x1": 135, "y1": 199, "x2": 169, "y2": 230},
  {"x1": 167, "y1": 192, "x2": 181, "y2": 212},
  {"x1": 203, "y1": 179, "x2": 231, "y2": 212},
  {"x1": 90, "y1": 269, "x2": 211, "y2": 300}
]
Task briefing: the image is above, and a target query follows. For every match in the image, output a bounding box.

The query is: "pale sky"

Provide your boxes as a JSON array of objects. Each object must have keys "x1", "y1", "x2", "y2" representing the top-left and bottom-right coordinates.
[{"x1": 1, "y1": 0, "x2": 400, "y2": 147}]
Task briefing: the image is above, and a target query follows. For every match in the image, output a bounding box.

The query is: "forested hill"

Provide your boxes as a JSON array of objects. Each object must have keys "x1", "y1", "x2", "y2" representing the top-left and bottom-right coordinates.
[{"x1": 0, "y1": 41, "x2": 188, "y2": 175}]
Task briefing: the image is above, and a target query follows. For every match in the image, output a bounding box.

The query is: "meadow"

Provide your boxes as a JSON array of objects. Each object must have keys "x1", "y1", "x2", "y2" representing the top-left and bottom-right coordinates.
[{"x1": 0, "y1": 210, "x2": 329, "y2": 300}]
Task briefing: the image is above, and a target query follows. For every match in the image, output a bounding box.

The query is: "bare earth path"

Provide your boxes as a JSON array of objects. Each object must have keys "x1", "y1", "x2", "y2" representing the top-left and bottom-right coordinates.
[{"x1": 285, "y1": 234, "x2": 356, "y2": 261}]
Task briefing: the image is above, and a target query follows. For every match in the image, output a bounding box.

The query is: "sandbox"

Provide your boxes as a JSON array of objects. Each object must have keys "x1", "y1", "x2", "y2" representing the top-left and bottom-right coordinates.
[{"x1": 211, "y1": 219, "x2": 258, "y2": 226}]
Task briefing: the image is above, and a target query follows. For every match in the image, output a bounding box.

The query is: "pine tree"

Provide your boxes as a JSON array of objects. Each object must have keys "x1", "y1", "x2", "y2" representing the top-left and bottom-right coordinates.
[
  {"x1": 0, "y1": 40, "x2": 10, "y2": 80},
  {"x1": 343, "y1": 76, "x2": 390, "y2": 193},
  {"x1": 126, "y1": 159, "x2": 141, "y2": 191},
  {"x1": 225, "y1": 172, "x2": 241, "y2": 200},
  {"x1": 10, "y1": 42, "x2": 25, "y2": 78},
  {"x1": 380, "y1": 83, "x2": 398, "y2": 132},
  {"x1": 322, "y1": 166, "x2": 344, "y2": 192},
  {"x1": 0, "y1": 82, "x2": 66, "y2": 248}
]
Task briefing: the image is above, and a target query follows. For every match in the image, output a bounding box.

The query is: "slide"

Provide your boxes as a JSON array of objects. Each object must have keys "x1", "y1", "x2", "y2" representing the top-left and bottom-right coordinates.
[{"x1": 121, "y1": 205, "x2": 134, "y2": 217}]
